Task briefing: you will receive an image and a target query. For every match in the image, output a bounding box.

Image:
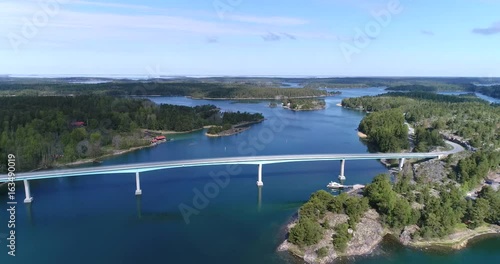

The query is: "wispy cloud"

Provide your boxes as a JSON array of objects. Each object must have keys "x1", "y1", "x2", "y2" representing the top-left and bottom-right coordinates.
[
  {"x1": 261, "y1": 32, "x2": 282, "y2": 41},
  {"x1": 281, "y1": 32, "x2": 297, "y2": 40},
  {"x1": 261, "y1": 32, "x2": 298, "y2": 41},
  {"x1": 472, "y1": 21, "x2": 500, "y2": 35},
  {"x1": 421, "y1": 30, "x2": 435, "y2": 36},
  {"x1": 206, "y1": 37, "x2": 218, "y2": 43},
  {"x1": 71, "y1": 0, "x2": 153, "y2": 10}
]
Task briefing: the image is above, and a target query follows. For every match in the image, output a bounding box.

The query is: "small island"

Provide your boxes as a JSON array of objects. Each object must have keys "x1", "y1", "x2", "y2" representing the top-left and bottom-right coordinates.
[
  {"x1": 205, "y1": 112, "x2": 264, "y2": 137},
  {"x1": 282, "y1": 98, "x2": 326, "y2": 111}
]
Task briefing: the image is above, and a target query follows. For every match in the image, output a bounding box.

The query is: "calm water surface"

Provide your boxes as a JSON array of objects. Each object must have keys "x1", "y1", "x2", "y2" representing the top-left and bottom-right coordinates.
[{"x1": 1, "y1": 88, "x2": 499, "y2": 263}]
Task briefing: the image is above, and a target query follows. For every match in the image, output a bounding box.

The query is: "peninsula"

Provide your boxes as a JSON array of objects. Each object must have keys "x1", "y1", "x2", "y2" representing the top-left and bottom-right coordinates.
[{"x1": 0, "y1": 96, "x2": 264, "y2": 173}]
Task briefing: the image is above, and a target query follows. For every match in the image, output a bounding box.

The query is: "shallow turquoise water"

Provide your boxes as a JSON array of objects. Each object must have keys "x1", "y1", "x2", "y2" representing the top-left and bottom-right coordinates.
[{"x1": 1, "y1": 88, "x2": 499, "y2": 263}]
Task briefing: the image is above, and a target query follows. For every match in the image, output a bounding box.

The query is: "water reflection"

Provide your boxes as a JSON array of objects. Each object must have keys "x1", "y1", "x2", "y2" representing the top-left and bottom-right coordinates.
[
  {"x1": 25, "y1": 203, "x2": 34, "y2": 226},
  {"x1": 136, "y1": 195, "x2": 142, "y2": 219},
  {"x1": 257, "y1": 186, "x2": 262, "y2": 211}
]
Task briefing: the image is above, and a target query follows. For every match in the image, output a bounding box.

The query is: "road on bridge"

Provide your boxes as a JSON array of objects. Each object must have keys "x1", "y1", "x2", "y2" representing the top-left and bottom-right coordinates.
[{"x1": 0, "y1": 140, "x2": 464, "y2": 183}]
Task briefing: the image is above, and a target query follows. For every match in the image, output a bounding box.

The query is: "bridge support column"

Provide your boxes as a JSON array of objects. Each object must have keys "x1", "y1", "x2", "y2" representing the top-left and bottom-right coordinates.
[
  {"x1": 399, "y1": 158, "x2": 406, "y2": 171},
  {"x1": 135, "y1": 172, "x2": 142, "y2": 195},
  {"x1": 23, "y1": 180, "x2": 33, "y2": 203},
  {"x1": 338, "y1": 159, "x2": 346, "y2": 181},
  {"x1": 257, "y1": 164, "x2": 264, "y2": 186}
]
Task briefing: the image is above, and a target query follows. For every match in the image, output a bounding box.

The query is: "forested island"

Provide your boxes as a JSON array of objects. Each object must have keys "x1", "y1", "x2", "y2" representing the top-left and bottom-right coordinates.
[
  {"x1": 282, "y1": 98, "x2": 326, "y2": 111},
  {"x1": 279, "y1": 91, "x2": 500, "y2": 263},
  {"x1": 0, "y1": 95, "x2": 264, "y2": 173},
  {"x1": 205, "y1": 112, "x2": 264, "y2": 137},
  {"x1": 0, "y1": 80, "x2": 329, "y2": 99},
  {"x1": 3, "y1": 77, "x2": 498, "y2": 100},
  {"x1": 385, "y1": 84, "x2": 500, "y2": 100}
]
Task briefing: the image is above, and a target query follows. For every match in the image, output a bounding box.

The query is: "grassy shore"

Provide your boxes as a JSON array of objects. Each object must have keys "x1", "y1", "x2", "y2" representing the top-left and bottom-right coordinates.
[{"x1": 53, "y1": 127, "x2": 205, "y2": 169}]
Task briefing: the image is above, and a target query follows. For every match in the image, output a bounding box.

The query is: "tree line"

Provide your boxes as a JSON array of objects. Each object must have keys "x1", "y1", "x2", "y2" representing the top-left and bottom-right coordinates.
[
  {"x1": 288, "y1": 190, "x2": 369, "y2": 251},
  {"x1": 358, "y1": 109, "x2": 409, "y2": 152},
  {"x1": 0, "y1": 81, "x2": 328, "y2": 99},
  {"x1": 0, "y1": 95, "x2": 263, "y2": 172},
  {"x1": 342, "y1": 92, "x2": 500, "y2": 150}
]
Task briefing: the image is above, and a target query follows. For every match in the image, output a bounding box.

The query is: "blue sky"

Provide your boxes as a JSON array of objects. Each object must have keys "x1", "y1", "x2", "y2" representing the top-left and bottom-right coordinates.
[{"x1": 0, "y1": 0, "x2": 499, "y2": 77}]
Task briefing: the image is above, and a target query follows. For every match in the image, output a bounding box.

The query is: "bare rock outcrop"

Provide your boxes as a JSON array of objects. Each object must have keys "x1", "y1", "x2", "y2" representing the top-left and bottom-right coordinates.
[{"x1": 278, "y1": 209, "x2": 386, "y2": 264}]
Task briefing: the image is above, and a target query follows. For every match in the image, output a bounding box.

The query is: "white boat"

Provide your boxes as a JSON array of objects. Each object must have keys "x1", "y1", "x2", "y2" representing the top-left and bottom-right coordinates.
[{"x1": 327, "y1": 181, "x2": 342, "y2": 189}]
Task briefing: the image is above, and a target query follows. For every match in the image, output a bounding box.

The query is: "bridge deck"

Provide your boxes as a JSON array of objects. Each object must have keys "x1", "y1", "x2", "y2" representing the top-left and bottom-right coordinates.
[{"x1": 0, "y1": 152, "x2": 446, "y2": 182}]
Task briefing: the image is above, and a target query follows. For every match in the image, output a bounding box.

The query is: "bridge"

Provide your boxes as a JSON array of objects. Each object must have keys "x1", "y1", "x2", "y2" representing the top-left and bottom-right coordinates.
[{"x1": 1, "y1": 141, "x2": 463, "y2": 203}]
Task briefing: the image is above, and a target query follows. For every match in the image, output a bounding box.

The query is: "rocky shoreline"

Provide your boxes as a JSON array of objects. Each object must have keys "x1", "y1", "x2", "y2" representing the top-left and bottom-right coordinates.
[
  {"x1": 277, "y1": 209, "x2": 387, "y2": 264},
  {"x1": 277, "y1": 211, "x2": 500, "y2": 263},
  {"x1": 205, "y1": 119, "x2": 264, "y2": 137}
]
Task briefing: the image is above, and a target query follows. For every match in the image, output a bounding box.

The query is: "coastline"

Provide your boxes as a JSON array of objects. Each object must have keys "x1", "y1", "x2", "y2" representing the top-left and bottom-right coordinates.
[
  {"x1": 205, "y1": 119, "x2": 264, "y2": 137},
  {"x1": 53, "y1": 127, "x2": 204, "y2": 169},
  {"x1": 357, "y1": 131, "x2": 368, "y2": 138},
  {"x1": 406, "y1": 225, "x2": 500, "y2": 250},
  {"x1": 53, "y1": 143, "x2": 155, "y2": 168},
  {"x1": 283, "y1": 106, "x2": 326, "y2": 111},
  {"x1": 206, "y1": 126, "x2": 251, "y2": 137},
  {"x1": 278, "y1": 213, "x2": 500, "y2": 263},
  {"x1": 141, "y1": 127, "x2": 207, "y2": 135},
  {"x1": 188, "y1": 95, "x2": 330, "y2": 100}
]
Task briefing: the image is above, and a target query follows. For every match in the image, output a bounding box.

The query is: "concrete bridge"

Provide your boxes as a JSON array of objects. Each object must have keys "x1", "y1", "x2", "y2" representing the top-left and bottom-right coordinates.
[{"x1": 1, "y1": 144, "x2": 462, "y2": 203}]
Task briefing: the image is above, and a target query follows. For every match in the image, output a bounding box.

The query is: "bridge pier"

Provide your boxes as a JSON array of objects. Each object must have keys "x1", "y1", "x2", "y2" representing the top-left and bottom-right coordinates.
[
  {"x1": 398, "y1": 158, "x2": 406, "y2": 171},
  {"x1": 338, "y1": 159, "x2": 346, "y2": 181},
  {"x1": 135, "y1": 172, "x2": 142, "y2": 195},
  {"x1": 257, "y1": 164, "x2": 264, "y2": 186},
  {"x1": 23, "y1": 180, "x2": 33, "y2": 203}
]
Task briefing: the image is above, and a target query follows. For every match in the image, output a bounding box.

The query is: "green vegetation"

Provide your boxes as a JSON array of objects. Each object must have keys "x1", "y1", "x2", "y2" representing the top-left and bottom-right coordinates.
[
  {"x1": 0, "y1": 96, "x2": 263, "y2": 172},
  {"x1": 332, "y1": 223, "x2": 352, "y2": 252},
  {"x1": 466, "y1": 85, "x2": 500, "y2": 99},
  {"x1": 288, "y1": 217, "x2": 324, "y2": 246},
  {"x1": 0, "y1": 81, "x2": 328, "y2": 99},
  {"x1": 222, "y1": 111, "x2": 263, "y2": 124},
  {"x1": 414, "y1": 127, "x2": 445, "y2": 152},
  {"x1": 364, "y1": 171, "x2": 499, "y2": 239},
  {"x1": 288, "y1": 190, "x2": 369, "y2": 248},
  {"x1": 350, "y1": 91, "x2": 500, "y2": 236},
  {"x1": 343, "y1": 92, "x2": 500, "y2": 149},
  {"x1": 282, "y1": 98, "x2": 326, "y2": 111},
  {"x1": 315, "y1": 247, "x2": 329, "y2": 258},
  {"x1": 477, "y1": 186, "x2": 500, "y2": 225},
  {"x1": 386, "y1": 85, "x2": 438, "y2": 92},
  {"x1": 358, "y1": 109, "x2": 409, "y2": 152},
  {"x1": 451, "y1": 152, "x2": 500, "y2": 191},
  {"x1": 291, "y1": 173, "x2": 499, "y2": 249},
  {"x1": 386, "y1": 84, "x2": 500, "y2": 100},
  {"x1": 287, "y1": 91, "x2": 500, "y2": 253},
  {"x1": 365, "y1": 174, "x2": 417, "y2": 229},
  {"x1": 207, "y1": 124, "x2": 232, "y2": 134}
]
